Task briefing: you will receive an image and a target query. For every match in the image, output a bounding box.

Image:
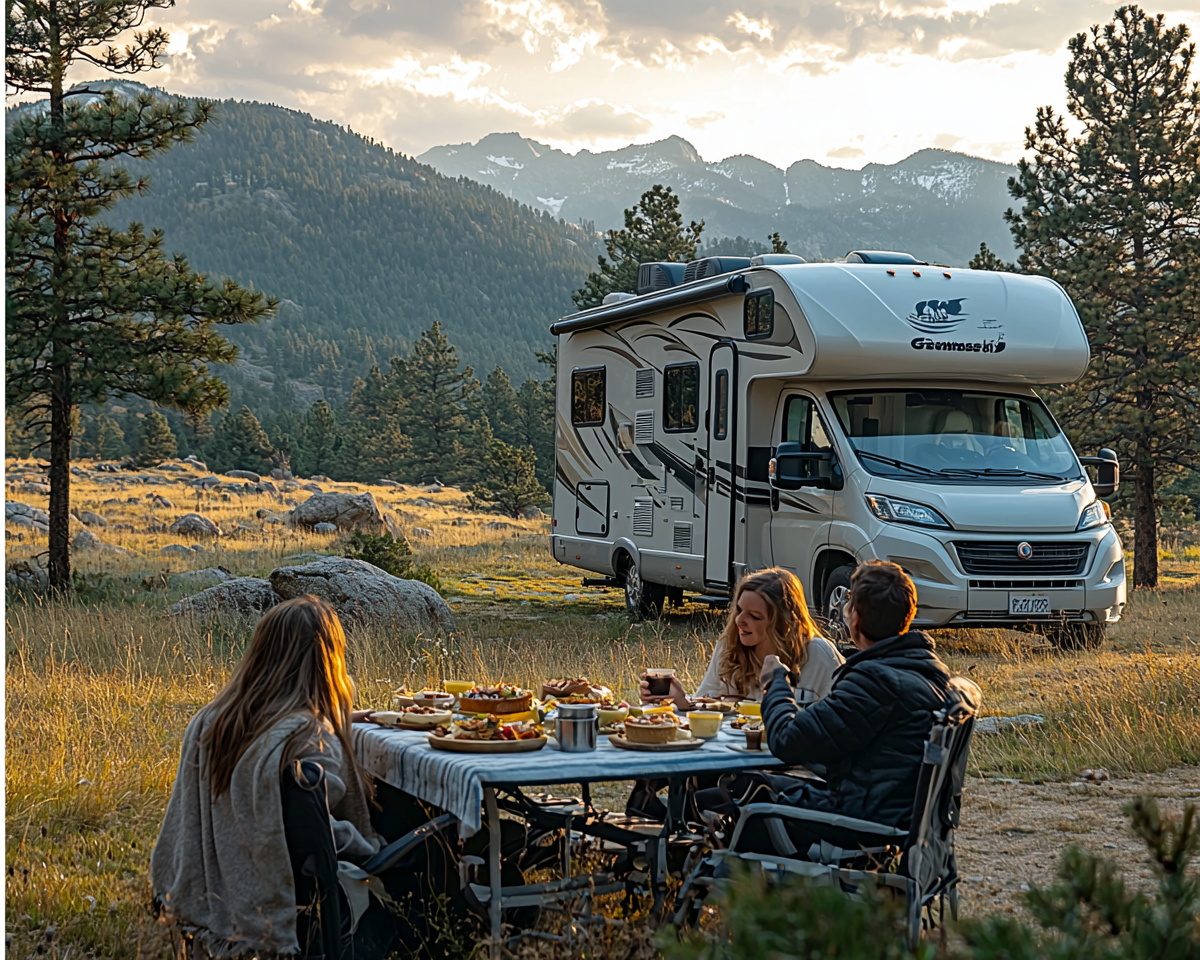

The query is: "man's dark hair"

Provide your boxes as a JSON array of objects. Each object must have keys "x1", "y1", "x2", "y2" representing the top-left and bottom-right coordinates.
[{"x1": 848, "y1": 561, "x2": 917, "y2": 642}]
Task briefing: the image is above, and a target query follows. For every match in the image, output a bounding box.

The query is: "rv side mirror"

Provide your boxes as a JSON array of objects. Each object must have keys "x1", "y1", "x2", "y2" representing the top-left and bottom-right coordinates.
[
  {"x1": 769, "y1": 442, "x2": 834, "y2": 490},
  {"x1": 1079, "y1": 447, "x2": 1119, "y2": 498}
]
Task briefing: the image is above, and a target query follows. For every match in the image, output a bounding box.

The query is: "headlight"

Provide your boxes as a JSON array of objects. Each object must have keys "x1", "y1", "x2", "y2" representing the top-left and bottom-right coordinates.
[
  {"x1": 865, "y1": 494, "x2": 951, "y2": 529},
  {"x1": 1077, "y1": 500, "x2": 1109, "y2": 531}
]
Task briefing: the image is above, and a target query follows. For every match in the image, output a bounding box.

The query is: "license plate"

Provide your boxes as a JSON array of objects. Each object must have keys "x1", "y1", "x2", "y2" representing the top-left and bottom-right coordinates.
[{"x1": 1010, "y1": 595, "x2": 1051, "y2": 615}]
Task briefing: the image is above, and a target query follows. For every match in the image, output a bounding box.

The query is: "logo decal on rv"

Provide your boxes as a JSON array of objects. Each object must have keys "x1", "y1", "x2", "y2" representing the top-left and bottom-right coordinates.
[{"x1": 906, "y1": 298, "x2": 968, "y2": 334}]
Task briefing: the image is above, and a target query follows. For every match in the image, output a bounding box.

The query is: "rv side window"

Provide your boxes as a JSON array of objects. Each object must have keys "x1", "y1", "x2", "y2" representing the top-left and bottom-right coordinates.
[
  {"x1": 663, "y1": 362, "x2": 699, "y2": 432},
  {"x1": 571, "y1": 367, "x2": 606, "y2": 426},
  {"x1": 744, "y1": 290, "x2": 774, "y2": 339},
  {"x1": 714, "y1": 369, "x2": 729, "y2": 440}
]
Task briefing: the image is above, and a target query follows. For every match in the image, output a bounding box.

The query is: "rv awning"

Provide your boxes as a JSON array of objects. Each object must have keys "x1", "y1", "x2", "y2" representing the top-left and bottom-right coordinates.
[{"x1": 549, "y1": 273, "x2": 749, "y2": 336}]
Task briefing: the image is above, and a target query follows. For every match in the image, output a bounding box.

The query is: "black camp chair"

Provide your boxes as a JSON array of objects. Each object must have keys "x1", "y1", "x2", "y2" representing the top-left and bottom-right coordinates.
[
  {"x1": 281, "y1": 759, "x2": 457, "y2": 960},
  {"x1": 673, "y1": 677, "x2": 981, "y2": 945}
]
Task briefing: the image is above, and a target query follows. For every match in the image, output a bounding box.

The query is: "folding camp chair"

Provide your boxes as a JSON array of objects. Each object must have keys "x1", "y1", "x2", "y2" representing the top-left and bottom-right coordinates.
[{"x1": 673, "y1": 677, "x2": 981, "y2": 946}]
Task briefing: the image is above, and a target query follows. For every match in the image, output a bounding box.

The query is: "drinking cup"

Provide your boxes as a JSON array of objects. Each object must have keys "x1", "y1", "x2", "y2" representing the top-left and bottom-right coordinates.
[
  {"x1": 646, "y1": 668, "x2": 675, "y2": 697},
  {"x1": 736, "y1": 701, "x2": 761, "y2": 718},
  {"x1": 688, "y1": 711, "x2": 723, "y2": 739},
  {"x1": 443, "y1": 680, "x2": 474, "y2": 697},
  {"x1": 744, "y1": 724, "x2": 764, "y2": 751}
]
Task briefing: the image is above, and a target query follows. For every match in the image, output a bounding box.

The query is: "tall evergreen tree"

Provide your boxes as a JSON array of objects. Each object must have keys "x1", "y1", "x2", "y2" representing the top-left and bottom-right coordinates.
[
  {"x1": 769, "y1": 232, "x2": 790, "y2": 254},
  {"x1": 481, "y1": 367, "x2": 520, "y2": 446},
  {"x1": 136, "y1": 410, "x2": 177, "y2": 465},
  {"x1": 5, "y1": 0, "x2": 275, "y2": 589},
  {"x1": 300, "y1": 400, "x2": 339, "y2": 478},
  {"x1": 394, "y1": 322, "x2": 477, "y2": 483},
  {"x1": 572, "y1": 185, "x2": 704, "y2": 309},
  {"x1": 468, "y1": 441, "x2": 551, "y2": 519},
  {"x1": 968, "y1": 241, "x2": 1016, "y2": 272},
  {"x1": 80, "y1": 411, "x2": 126, "y2": 459},
  {"x1": 207, "y1": 406, "x2": 274, "y2": 474},
  {"x1": 1004, "y1": 6, "x2": 1200, "y2": 588}
]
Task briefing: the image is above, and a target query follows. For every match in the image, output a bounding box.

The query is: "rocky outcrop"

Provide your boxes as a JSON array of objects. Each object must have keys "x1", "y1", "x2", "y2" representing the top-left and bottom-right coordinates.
[
  {"x1": 168, "y1": 567, "x2": 232, "y2": 590},
  {"x1": 269, "y1": 557, "x2": 455, "y2": 634},
  {"x1": 226, "y1": 469, "x2": 261, "y2": 482},
  {"x1": 6, "y1": 501, "x2": 49, "y2": 532},
  {"x1": 313, "y1": 522, "x2": 338, "y2": 533},
  {"x1": 168, "y1": 577, "x2": 280, "y2": 618},
  {"x1": 287, "y1": 492, "x2": 384, "y2": 532},
  {"x1": 72, "y1": 528, "x2": 132, "y2": 556},
  {"x1": 79, "y1": 511, "x2": 108, "y2": 527},
  {"x1": 169, "y1": 513, "x2": 221, "y2": 537}
]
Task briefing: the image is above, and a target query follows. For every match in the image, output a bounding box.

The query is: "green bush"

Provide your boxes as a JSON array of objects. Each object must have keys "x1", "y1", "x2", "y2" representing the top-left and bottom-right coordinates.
[{"x1": 344, "y1": 532, "x2": 442, "y2": 595}]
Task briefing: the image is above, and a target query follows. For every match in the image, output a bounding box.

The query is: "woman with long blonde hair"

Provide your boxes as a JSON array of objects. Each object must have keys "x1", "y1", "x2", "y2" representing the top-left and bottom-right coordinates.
[
  {"x1": 640, "y1": 567, "x2": 844, "y2": 709},
  {"x1": 152, "y1": 596, "x2": 387, "y2": 958}
]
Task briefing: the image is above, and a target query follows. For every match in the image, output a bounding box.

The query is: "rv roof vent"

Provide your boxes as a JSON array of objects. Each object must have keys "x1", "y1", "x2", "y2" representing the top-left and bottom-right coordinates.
[
  {"x1": 635, "y1": 368, "x2": 655, "y2": 398},
  {"x1": 844, "y1": 250, "x2": 927, "y2": 265},
  {"x1": 637, "y1": 262, "x2": 687, "y2": 295},
  {"x1": 750, "y1": 253, "x2": 807, "y2": 266},
  {"x1": 683, "y1": 256, "x2": 753, "y2": 284},
  {"x1": 602, "y1": 291, "x2": 637, "y2": 305}
]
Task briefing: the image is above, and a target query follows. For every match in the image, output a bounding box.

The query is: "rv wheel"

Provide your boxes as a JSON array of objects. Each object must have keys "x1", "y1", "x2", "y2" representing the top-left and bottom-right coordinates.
[
  {"x1": 624, "y1": 561, "x2": 665, "y2": 621},
  {"x1": 821, "y1": 565, "x2": 855, "y2": 641}
]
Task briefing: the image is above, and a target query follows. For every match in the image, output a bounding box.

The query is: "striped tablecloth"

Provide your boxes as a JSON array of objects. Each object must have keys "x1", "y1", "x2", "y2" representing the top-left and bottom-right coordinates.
[{"x1": 353, "y1": 723, "x2": 785, "y2": 837}]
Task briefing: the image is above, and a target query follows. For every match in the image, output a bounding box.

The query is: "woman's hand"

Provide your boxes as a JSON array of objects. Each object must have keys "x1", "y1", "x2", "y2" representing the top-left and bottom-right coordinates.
[
  {"x1": 350, "y1": 709, "x2": 376, "y2": 724},
  {"x1": 759, "y1": 655, "x2": 789, "y2": 692},
  {"x1": 638, "y1": 675, "x2": 692, "y2": 711}
]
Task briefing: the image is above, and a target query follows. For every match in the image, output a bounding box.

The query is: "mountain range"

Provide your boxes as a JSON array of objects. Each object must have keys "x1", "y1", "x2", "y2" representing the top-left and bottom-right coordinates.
[{"x1": 419, "y1": 133, "x2": 1020, "y2": 267}]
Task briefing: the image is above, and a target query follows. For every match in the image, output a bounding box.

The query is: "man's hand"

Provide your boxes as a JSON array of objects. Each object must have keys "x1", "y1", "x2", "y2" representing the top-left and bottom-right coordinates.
[{"x1": 759, "y1": 654, "x2": 789, "y2": 691}]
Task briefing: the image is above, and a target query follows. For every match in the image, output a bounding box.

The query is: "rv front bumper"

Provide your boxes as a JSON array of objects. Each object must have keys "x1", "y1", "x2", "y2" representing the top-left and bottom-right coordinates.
[{"x1": 861, "y1": 523, "x2": 1126, "y2": 629}]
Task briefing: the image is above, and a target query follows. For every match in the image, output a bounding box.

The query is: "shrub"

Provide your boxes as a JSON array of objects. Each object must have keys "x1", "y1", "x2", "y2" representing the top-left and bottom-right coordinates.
[{"x1": 344, "y1": 531, "x2": 442, "y2": 595}]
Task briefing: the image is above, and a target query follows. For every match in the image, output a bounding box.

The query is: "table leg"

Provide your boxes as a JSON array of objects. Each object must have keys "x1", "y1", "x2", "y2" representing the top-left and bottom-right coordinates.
[{"x1": 485, "y1": 787, "x2": 502, "y2": 960}]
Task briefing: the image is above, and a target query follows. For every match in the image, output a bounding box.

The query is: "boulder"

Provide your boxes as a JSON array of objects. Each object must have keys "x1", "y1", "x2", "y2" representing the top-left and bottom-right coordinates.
[
  {"x1": 287, "y1": 492, "x2": 384, "y2": 532},
  {"x1": 407, "y1": 498, "x2": 437, "y2": 509},
  {"x1": 268, "y1": 557, "x2": 455, "y2": 633},
  {"x1": 410, "y1": 527, "x2": 433, "y2": 539},
  {"x1": 158, "y1": 462, "x2": 188, "y2": 472},
  {"x1": 168, "y1": 577, "x2": 281, "y2": 619},
  {"x1": 190, "y1": 544, "x2": 206, "y2": 553},
  {"x1": 301, "y1": 483, "x2": 324, "y2": 493},
  {"x1": 95, "y1": 462, "x2": 122, "y2": 473},
  {"x1": 19, "y1": 482, "x2": 51, "y2": 495},
  {"x1": 160, "y1": 544, "x2": 192, "y2": 556},
  {"x1": 313, "y1": 522, "x2": 338, "y2": 533},
  {"x1": 72, "y1": 528, "x2": 132, "y2": 556},
  {"x1": 226, "y1": 469, "x2": 261, "y2": 482},
  {"x1": 270, "y1": 467, "x2": 295, "y2": 481},
  {"x1": 451, "y1": 517, "x2": 471, "y2": 526},
  {"x1": 71, "y1": 466, "x2": 88, "y2": 477},
  {"x1": 257, "y1": 480, "x2": 278, "y2": 495},
  {"x1": 79, "y1": 511, "x2": 108, "y2": 528},
  {"x1": 282, "y1": 482, "x2": 300, "y2": 493},
  {"x1": 193, "y1": 476, "x2": 221, "y2": 490},
  {"x1": 422, "y1": 484, "x2": 443, "y2": 493},
  {"x1": 309, "y1": 475, "x2": 330, "y2": 483},
  {"x1": 5, "y1": 501, "x2": 49, "y2": 532},
  {"x1": 6, "y1": 560, "x2": 47, "y2": 588},
  {"x1": 151, "y1": 495, "x2": 173, "y2": 509},
  {"x1": 376, "y1": 479, "x2": 402, "y2": 489},
  {"x1": 520, "y1": 506, "x2": 546, "y2": 520},
  {"x1": 169, "y1": 513, "x2": 221, "y2": 537},
  {"x1": 168, "y1": 567, "x2": 232, "y2": 590}
]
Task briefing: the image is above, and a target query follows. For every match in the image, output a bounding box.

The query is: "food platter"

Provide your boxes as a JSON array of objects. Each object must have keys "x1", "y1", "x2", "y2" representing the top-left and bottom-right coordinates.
[
  {"x1": 399, "y1": 710, "x2": 453, "y2": 730},
  {"x1": 610, "y1": 734, "x2": 705, "y2": 752},
  {"x1": 427, "y1": 734, "x2": 548, "y2": 754}
]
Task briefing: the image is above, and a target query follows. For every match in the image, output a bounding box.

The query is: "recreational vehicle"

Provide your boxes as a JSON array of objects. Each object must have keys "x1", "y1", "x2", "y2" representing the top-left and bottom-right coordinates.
[{"x1": 549, "y1": 252, "x2": 1125, "y2": 648}]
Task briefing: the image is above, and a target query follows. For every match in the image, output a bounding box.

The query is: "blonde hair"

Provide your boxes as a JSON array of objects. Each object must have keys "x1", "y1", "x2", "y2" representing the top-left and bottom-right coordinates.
[
  {"x1": 718, "y1": 567, "x2": 819, "y2": 696},
  {"x1": 201, "y1": 596, "x2": 369, "y2": 800}
]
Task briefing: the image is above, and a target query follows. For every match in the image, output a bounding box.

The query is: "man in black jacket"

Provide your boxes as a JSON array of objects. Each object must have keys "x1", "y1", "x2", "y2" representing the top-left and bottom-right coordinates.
[{"x1": 755, "y1": 560, "x2": 954, "y2": 831}]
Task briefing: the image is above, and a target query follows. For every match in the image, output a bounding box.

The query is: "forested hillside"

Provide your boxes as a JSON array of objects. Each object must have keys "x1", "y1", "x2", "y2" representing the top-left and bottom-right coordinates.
[{"x1": 96, "y1": 87, "x2": 597, "y2": 394}]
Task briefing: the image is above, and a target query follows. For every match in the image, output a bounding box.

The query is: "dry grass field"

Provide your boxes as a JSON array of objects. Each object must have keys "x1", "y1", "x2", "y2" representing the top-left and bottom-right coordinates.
[{"x1": 5, "y1": 460, "x2": 1200, "y2": 958}]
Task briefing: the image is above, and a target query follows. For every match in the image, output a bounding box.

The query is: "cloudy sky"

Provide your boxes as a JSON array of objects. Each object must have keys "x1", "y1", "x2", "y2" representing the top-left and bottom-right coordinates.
[{"x1": 80, "y1": 0, "x2": 1200, "y2": 168}]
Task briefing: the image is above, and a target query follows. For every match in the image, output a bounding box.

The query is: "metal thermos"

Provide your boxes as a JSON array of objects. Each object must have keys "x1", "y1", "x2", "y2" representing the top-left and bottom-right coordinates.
[{"x1": 555, "y1": 701, "x2": 598, "y2": 752}]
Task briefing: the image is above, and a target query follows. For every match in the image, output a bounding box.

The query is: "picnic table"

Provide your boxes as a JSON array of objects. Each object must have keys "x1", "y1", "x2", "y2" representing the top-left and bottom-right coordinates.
[{"x1": 353, "y1": 723, "x2": 789, "y2": 954}]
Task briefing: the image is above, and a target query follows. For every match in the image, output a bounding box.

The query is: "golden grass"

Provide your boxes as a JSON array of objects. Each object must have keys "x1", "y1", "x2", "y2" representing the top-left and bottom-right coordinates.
[{"x1": 6, "y1": 460, "x2": 1200, "y2": 957}]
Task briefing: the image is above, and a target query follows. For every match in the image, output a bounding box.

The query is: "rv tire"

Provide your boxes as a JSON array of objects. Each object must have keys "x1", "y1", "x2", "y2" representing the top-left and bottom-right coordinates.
[
  {"x1": 624, "y1": 560, "x2": 665, "y2": 621},
  {"x1": 821, "y1": 565, "x2": 855, "y2": 641}
]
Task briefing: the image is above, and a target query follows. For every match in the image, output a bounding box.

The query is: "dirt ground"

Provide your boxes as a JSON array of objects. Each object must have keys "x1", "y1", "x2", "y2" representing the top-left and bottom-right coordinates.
[{"x1": 955, "y1": 766, "x2": 1200, "y2": 916}]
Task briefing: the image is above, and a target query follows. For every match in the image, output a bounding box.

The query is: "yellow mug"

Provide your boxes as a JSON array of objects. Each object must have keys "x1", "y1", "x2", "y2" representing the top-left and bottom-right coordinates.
[
  {"x1": 736, "y1": 701, "x2": 761, "y2": 718},
  {"x1": 444, "y1": 680, "x2": 475, "y2": 697},
  {"x1": 688, "y1": 711, "x2": 723, "y2": 739}
]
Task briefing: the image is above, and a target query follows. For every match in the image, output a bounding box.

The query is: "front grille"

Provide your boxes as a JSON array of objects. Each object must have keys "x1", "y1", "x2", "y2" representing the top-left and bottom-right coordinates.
[
  {"x1": 969, "y1": 579, "x2": 1083, "y2": 589},
  {"x1": 953, "y1": 541, "x2": 1089, "y2": 576}
]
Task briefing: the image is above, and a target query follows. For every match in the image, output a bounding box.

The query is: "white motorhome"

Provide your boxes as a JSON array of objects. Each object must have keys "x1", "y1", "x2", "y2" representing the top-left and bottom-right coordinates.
[{"x1": 549, "y1": 252, "x2": 1125, "y2": 648}]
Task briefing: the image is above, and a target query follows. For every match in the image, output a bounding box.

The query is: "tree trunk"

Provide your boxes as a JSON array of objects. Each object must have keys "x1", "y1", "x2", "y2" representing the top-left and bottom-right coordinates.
[
  {"x1": 48, "y1": 364, "x2": 73, "y2": 591},
  {"x1": 1132, "y1": 447, "x2": 1157, "y2": 589}
]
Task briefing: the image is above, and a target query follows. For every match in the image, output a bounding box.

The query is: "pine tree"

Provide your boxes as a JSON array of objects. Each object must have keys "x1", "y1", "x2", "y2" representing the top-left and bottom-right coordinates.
[
  {"x1": 1003, "y1": 6, "x2": 1200, "y2": 588},
  {"x1": 81, "y1": 412, "x2": 127, "y2": 459},
  {"x1": 394, "y1": 322, "x2": 477, "y2": 483},
  {"x1": 468, "y1": 441, "x2": 551, "y2": 519},
  {"x1": 337, "y1": 366, "x2": 409, "y2": 480},
  {"x1": 481, "y1": 367, "x2": 520, "y2": 446},
  {"x1": 207, "y1": 406, "x2": 274, "y2": 474},
  {"x1": 300, "y1": 399, "x2": 339, "y2": 477},
  {"x1": 969, "y1": 242, "x2": 1015, "y2": 272},
  {"x1": 572, "y1": 185, "x2": 704, "y2": 309},
  {"x1": 5, "y1": 0, "x2": 275, "y2": 589},
  {"x1": 137, "y1": 410, "x2": 177, "y2": 465},
  {"x1": 769, "y1": 232, "x2": 790, "y2": 254}
]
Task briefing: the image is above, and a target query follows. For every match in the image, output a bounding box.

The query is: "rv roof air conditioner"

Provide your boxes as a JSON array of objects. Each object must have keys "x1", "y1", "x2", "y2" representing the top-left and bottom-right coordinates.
[
  {"x1": 602, "y1": 292, "x2": 637, "y2": 305},
  {"x1": 844, "y1": 250, "x2": 927, "y2": 265},
  {"x1": 683, "y1": 256, "x2": 753, "y2": 283},
  {"x1": 637, "y1": 262, "x2": 687, "y2": 295},
  {"x1": 750, "y1": 254, "x2": 807, "y2": 266}
]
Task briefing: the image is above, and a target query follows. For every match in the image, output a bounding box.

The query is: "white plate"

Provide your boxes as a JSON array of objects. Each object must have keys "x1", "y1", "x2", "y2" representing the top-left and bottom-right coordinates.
[
  {"x1": 610, "y1": 734, "x2": 704, "y2": 752},
  {"x1": 427, "y1": 735, "x2": 547, "y2": 754}
]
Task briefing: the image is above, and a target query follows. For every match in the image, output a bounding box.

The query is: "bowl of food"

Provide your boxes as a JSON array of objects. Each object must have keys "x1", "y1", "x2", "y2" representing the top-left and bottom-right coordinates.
[
  {"x1": 688, "y1": 711, "x2": 724, "y2": 739},
  {"x1": 399, "y1": 705, "x2": 454, "y2": 729},
  {"x1": 429, "y1": 716, "x2": 546, "y2": 752},
  {"x1": 598, "y1": 700, "x2": 630, "y2": 728},
  {"x1": 414, "y1": 690, "x2": 455, "y2": 709},
  {"x1": 542, "y1": 677, "x2": 593, "y2": 700},
  {"x1": 624, "y1": 713, "x2": 681, "y2": 744},
  {"x1": 688, "y1": 697, "x2": 736, "y2": 715},
  {"x1": 443, "y1": 680, "x2": 475, "y2": 697},
  {"x1": 457, "y1": 683, "x2": 533, "y2": 716}
]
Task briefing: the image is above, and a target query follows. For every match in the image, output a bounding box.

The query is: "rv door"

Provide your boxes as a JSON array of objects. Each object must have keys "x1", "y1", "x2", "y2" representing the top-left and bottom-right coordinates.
[{"x1": 704, "y1": 342, "x2": 737, "y2": 590}]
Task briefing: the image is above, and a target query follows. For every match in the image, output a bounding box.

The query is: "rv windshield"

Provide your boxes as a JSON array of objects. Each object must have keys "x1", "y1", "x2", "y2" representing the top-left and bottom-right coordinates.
[{"x1": 828, "y1": 389, "x2": 1082, "y2": 485}]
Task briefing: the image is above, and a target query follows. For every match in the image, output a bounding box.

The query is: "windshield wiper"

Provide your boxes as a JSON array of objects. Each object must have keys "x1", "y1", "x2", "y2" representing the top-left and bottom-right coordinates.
[
  {"x1": 936, "y1": 467, "x2": 1071, "y2": 482},
  {"x1": 855, "y1": 450, "x2": 942, "y2": 477}
]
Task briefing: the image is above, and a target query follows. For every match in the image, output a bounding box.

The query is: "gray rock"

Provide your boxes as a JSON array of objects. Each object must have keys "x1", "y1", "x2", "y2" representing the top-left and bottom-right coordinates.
[
  {"x1": 313, "y1": 522, "x2": 338, "y2": 533},
  {"x1": 257, "y1": 480, "x2": 277, "y2": 495},
  {"x1": 520, "y1": 506, "x2": 546, "y2": 520},
  {"x1": 80, "y1": 511, "x2": 107, "y2": 528},
  {"x1": 270, "y1": 467, "x2": 294, "y2": 481},
  {"x1": 268, "y1": 557, "x2": 455, "y2": 633},
  {"x1": 168, "y1": 567, "x2": 232, "y2": 590},
  {"x1": 151, "y1": 495, "x2": 173, "y2": 509},
  {"x1": 309, "y1": 475, "x2": 330, "y2": 483},
  {"x1": 190, "y1": 544, "x2": 205, "y2": 553},
  {"x1": 5, "y1": 501, "x2": 50, "y2": 532},
  {"x1": 975, "y1": 715, "x2": 1045, "y2": 735},
  {"x1": 287, "y1": 492, "x2": 385, "y2": 532},
  {"x1": 71, "y1": 466, "x2": 88, "y2": 477},
  {"x1": 6, "y1": 560, "x2": 47, "y2": 588},
  {"x1": 168, "y1": 577, "x2": 281, "y2": 619},
  {"x1": 282, "y1": 482, "x2": 300, "y2": 492},
  {"x1": 375, "y1": 479, "x2": 402, "y2": 489},
  {"x1": 183, "y1": 457, "x2": 207, "y2": 471},
  {"x1": 407, "y1": 498, "x2": 437, "y2": 509},
  {"x1": 451, "y1": 517, "x2": 471, "y2": 526},
  {"x1": 72, "y1": 528, "x2": 132, "y2": 556},
  {"x1": 484, "y1": 521, "x2": 519, "y2": 531},
  {"x1": 301, "y1": 483, "x2": 324, "y2": 493},
  {"x1": 193, "y1": 476, "x2": 221, "y2": 490},
  {"x1": 225, "y1": 469, "x2": 261, "y2": 482},
  {"x1": 422, "y1": 484, "x2": 443, "y2": 493},
  {"x1": 95, "y1": 462, "x2": 122, "y2": 473},
  {"x1": 410, "y1": 527, "x2": 433, "y2": 539},
  {"x1": 19, "y1": 482, "x2": 51, "y2": 495},
  {"x1": 158, "y1": 463, "x2": 188, "y2": 472},
  {"x1": 169, "y1": 513, "x2": 221, "y2": 537},
  {"x1": 160, "y1": 544, "x2": 192, "y2": 556}
]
